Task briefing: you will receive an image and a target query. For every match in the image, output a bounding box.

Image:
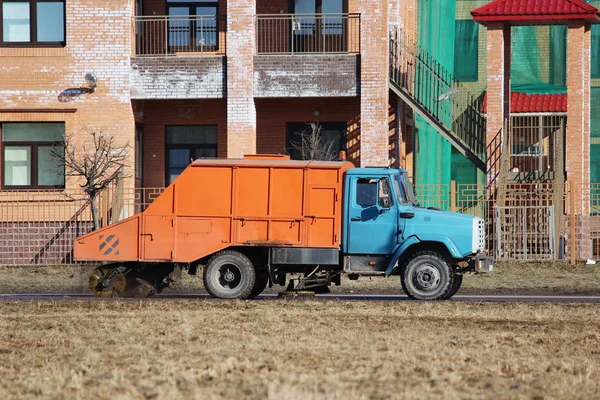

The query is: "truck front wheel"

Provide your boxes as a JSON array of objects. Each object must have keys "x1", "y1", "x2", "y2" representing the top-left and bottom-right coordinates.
[
  {"x1": 400, "y1": 252, "x2": 453, "y2": 300},
  {"x1": 203, "y1": 250, "x2": 256, "y2": 299}
]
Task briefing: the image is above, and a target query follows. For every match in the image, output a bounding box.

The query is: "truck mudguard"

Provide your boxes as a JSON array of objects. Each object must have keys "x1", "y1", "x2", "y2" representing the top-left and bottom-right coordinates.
[{"x1": 385, "y1": 234, "x2": 463, "y2": 275}]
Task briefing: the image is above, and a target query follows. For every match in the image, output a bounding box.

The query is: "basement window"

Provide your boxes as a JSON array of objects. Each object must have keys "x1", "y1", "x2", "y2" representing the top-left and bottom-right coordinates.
[
  {"x1": 2, "y1": 122, "x2": 65, "y2": 189},
  {"x1": 0, "y1": 1, "x2": 65, "y2": 46}
]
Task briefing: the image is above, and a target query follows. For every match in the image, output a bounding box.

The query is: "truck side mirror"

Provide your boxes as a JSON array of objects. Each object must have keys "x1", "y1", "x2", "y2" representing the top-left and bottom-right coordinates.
[{"x1": 379, "y1": 195, "x2": 391, "y2": 209}]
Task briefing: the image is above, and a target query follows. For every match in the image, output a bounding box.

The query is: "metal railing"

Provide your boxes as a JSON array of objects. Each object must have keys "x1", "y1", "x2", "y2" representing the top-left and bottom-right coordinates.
[
  {"x1": 134, "y1": 15, "x2": 226, "y2": 56},
  {"x1": 256, "y1": 13, "x2": 360, "y2": 54},
  {"x1": 2, "y1": 182, "x2": 600, "y2": 265},
  {"x1": 389, "y1": 28, "x2": 486, "y2": 171}
]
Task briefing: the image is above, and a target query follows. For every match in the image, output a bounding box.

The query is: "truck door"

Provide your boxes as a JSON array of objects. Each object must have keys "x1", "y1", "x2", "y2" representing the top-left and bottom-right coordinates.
[{"x1": 346, "y1": 176, "x2": 399, "y2": 254}]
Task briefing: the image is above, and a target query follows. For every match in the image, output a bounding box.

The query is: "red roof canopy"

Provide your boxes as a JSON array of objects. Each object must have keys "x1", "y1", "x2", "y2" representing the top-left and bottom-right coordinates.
[
  {"x1": 483, "y1": 92, "x2": 567, "y2": 113},
  {"x1": 472, "y1": 0, "x2": 600, "y2": 25}
]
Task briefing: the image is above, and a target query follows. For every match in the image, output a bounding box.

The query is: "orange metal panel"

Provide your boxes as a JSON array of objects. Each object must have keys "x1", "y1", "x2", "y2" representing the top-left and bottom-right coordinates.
[
  {"x1": 308, "y1": 168, "x2": 340, "y2": 186},
  {"x1": 142, "y1": 215, "x2": 174, "y2": 261},
  {"x1": 236, "y1": 168, "x2": 269, "y2": 216},
  {"x1": 144, "y1": 185, "x2": 174, "y2": 215},
  {"x1": 73, "y1": 216, "x2": 140, "y2": 261},
  {"x1": 237, "y1": 220, "x2": 269, "y2": 243},
  {"x1": 176, "y1": 167, "x2": 232, "y2": 216},
  {"x1": 174, "y1": 217, "x2": 231, "y2": 262},
  {"x1": 307, "y1": 218, "x2": 336, "y2": 247},
  {"x1": 307, "y1": 186, "x2": 338, "y2": 247},
  {"x1": 271, "y1": 220, "x2": 302, "y2": 244},
  {"x1": 75, "y1": 157, "x2": 355, "y2": 263},
  {"x1": 271, "y1": 168, "x2": 304, "y2": 216}
]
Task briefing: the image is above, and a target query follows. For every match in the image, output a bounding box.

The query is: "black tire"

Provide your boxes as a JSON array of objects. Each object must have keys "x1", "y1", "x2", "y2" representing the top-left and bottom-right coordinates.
[
  {"x1": 400, "y1": 251, "x2": 453, "y2": 300},
  {"x1": 444, "y1": 273, "x2": 463, "y2": 299},
  {"x1": 248, "y1": 271, "x2": 269, "y2": 298},
  {"x1": 203, "y1": 250, "x2": 256, "y2": 299}
]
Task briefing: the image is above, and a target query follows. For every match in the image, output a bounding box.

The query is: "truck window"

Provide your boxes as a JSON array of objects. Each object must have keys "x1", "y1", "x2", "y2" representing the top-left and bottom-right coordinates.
[
  {"x1": 356, "y1": 179, "x2": 377, "y2": 207},
  {"x1": 378, "y1": 178, "x2": 393, "y2": 207},
  {"x1": 394, "y1": 174, "x2": 417, "y2": 206}
]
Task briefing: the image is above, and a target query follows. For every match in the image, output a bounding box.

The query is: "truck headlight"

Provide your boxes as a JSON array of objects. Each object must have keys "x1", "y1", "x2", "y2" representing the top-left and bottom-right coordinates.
[{"x1": 472, "y1": 217, "x2": 485, "y2": 253}]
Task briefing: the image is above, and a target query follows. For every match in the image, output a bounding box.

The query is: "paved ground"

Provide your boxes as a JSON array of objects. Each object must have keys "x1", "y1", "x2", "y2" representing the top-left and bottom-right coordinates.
[{"x1": 2, "y1": 293, "x2": 600, "y2": 302}]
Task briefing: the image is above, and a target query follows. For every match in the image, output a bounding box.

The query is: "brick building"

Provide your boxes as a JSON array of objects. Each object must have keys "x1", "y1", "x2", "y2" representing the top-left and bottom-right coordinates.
[{"x1": 0, "y1": 0, "x2": 598, "y2": 263}]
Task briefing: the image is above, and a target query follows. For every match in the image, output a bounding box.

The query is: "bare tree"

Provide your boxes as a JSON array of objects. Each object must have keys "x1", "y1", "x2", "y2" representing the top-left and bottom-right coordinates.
[
  {"x1": 52, "y1": 130, "x2": 129, "y2": 230},
  {"x1": 290, "y1": 122, "x2": 338, "y2": 161}
]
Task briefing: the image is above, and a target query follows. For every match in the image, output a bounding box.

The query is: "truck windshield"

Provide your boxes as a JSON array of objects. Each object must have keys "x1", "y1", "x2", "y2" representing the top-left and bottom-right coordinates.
[{"x1": 394, "y1": 174, "x2": 418, "y2": 206}]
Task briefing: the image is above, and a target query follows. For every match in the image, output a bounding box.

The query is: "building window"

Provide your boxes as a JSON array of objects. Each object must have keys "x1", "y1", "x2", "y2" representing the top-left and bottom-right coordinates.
[
  {"x1": 1, "y1": 1, "x2": 65, "y2": 46},
  {"x1": 2, "y1": 122, "x2": 65, "y2": 188},
  {"x1": 454, "y1": 19, "x2": 478, "y2": 82},
  {"x1": 167, "y1": 0, "x2": 218, "y2": 50},
  {"x1": 166, "y1": 125, "x2": 217, "y2": 185},
  {"x1": 286, "y1": 122, "x2": 346, "y2": 161},
  {"x1": 592, "y1": 25, "x2": 600, "y2": 79}
]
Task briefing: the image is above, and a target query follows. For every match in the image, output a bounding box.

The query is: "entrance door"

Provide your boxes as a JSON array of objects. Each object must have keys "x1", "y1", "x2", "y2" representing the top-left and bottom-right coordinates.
[
  {"x1": 291, "y1": 0, "x2": 346, "y2": 52},
  {"x1": 346, "y1": 176, "x2": 399, "y2": 255}
]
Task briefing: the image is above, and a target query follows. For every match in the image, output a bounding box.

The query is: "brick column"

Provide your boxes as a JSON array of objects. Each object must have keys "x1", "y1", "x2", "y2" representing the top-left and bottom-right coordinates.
[
  {"x1": 226, "y1": 0, "x2": 256, "y2": 157},
  {"x1": 485, "y1": 23, "x2": 511, "y2": 187},
  {"x1": 359, "y1": 0, "x2": 389, "y2": 167},
  {"x1": 566, "y1": 22, "x2": 592, "y2": 259}
]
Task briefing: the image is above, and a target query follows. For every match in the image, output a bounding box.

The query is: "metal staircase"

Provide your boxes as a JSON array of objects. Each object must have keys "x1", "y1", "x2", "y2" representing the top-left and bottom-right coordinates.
[{"x1": 389, "y1": 29, "x2": 487, "y2": 172}]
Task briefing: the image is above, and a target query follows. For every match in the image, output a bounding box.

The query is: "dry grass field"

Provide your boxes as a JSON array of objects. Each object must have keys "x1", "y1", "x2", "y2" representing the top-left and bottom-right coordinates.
[
  {"x1": 1, "y1": 261, "x2": 599, "y2": 296},
  {"x1": 1, "y1": 299, "x2": 600, "y2": 399}
]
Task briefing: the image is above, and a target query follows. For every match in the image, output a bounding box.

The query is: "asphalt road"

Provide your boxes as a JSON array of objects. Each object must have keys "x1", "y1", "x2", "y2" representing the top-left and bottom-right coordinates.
[{"x1": 1, "y1": 293, "x2": 600, "y2": 302}]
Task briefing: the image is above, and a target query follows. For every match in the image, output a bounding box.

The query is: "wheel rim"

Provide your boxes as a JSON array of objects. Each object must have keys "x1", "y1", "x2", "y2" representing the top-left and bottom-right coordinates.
[
  {"x1": 411, "y1": 263, "x2": 441, "y2": 294},
  {"x1": 216, "y1": 263, "x2": 242, "y2": 291}
]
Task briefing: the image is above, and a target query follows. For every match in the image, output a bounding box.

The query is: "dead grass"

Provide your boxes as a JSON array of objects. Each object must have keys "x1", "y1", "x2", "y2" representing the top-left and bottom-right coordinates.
[
  {"x1": 1, "y1": 261, "x2": 600, "y2": 296},
  {"x1": 1, "y1": 300, "x2": 599, "y2": 399}
]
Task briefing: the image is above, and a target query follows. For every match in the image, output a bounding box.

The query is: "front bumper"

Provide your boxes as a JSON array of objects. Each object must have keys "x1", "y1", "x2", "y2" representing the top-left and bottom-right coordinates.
[{"x1": 469, "y1": 254, "x2": 494, "y2": 273}]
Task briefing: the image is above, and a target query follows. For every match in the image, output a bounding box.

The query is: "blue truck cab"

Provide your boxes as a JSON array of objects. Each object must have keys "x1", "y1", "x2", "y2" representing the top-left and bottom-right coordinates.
[{"x1": 341, "y1": 167, "x2": 493, "y2": 300}]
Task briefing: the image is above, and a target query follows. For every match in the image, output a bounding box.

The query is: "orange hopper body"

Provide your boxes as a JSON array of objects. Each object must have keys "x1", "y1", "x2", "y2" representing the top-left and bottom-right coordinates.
[{"x1": 74, "y1": 155, "x2": 354, "y2": 263}]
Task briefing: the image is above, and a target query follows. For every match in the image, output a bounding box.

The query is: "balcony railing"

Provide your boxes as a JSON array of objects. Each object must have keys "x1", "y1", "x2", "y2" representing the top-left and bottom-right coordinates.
[
  {"x1": 256, "y1": 13, "x2": 360, "y2": 54},
  {"x1": 134, "y1": 15, "x2": 226, "y2": 56}
]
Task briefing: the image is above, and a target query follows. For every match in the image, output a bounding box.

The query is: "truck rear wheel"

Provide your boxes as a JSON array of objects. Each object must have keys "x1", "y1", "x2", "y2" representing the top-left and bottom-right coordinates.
[
  {"x1": 248, "y1": 271, "x2": 269, "y2": 298},
  {"x1": 203, "y1": 250, "x2": 256, "y2": 299},
  {"x1": 400, "y1": 251, "x2": 453, "y2": 300}
]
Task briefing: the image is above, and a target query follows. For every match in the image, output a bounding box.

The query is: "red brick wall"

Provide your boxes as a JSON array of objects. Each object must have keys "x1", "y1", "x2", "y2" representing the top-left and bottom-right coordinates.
[
  {"x1": 358, "y1": 0, "x2": 389, "y2": 167},
  {"x1": 141, "y1": 99, "x2": 227, "y2": 187},
  {"x1": 0, "y1": 0, "x2": 136, "y2": 191}
]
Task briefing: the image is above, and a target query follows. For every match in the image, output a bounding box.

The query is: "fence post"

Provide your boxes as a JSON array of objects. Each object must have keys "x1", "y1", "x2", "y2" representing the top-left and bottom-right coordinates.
[
  {"x1": 570, "y1": 180, "x2": 576, "y2": 265},
  {"x1": 450, "y1": 180, "x2": 457, "y2": 212}
]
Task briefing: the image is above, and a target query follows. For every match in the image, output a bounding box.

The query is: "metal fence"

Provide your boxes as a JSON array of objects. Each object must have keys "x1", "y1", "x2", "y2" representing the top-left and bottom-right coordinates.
[
  {"x1": 134, "y1": 15, "x2": 226, "y2": 56},
  {"x1": 2, "y1": 182, "x2": 600, "y2": 265},
  {"x1": 256, "y1": 14, "x2": 361, "y2": 54}
]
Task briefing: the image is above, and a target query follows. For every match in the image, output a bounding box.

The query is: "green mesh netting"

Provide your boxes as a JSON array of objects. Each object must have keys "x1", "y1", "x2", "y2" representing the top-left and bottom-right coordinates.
[
  {"x1": 510, "y1": 25, "x2": 567, "y2": 94},
  {"x1": 414, "y1": 0, "x2": 455, "y2": 193},
  {"x1": 591, "y1": 87, "x2": 600, "y2": 183}
]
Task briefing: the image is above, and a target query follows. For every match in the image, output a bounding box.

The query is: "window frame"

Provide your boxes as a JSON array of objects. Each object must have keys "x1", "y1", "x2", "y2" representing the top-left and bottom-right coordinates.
[
  {"x1": 164, "y1": 124, "x2": 218, "y2": 185},
  {"x1": 1, "y1": 122, "x2": 65, "y2": 190},
  {"x1": 166, "y1": 0, "x2": 219, "y2": 51},
  {"x1": 0, "y1": 0, "x2": 66, "y2": 47}
]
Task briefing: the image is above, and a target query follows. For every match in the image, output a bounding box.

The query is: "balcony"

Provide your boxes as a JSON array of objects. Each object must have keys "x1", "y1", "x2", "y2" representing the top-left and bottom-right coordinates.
[
  {"x1": 130, "y1": 15, "x2": 226, "y2": 99},
  {"x1": 256, "y1": 13, "x2": 360, "y2": 54},
  {"x1": 254, "y1": 14, "x2": 360, "y2": 98},
  {"x1": 134, "y1": 15, "x2": 226, "y2": 57}
]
